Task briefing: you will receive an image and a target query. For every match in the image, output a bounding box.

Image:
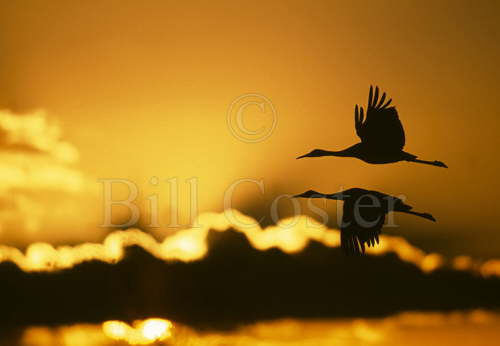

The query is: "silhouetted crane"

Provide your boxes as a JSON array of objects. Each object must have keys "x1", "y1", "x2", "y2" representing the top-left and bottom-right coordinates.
[
  {"x1": 294, "y1": 188, "x2": 436, "y2": 255},
  {"x1": 297, "y1": 86, "x2": 447, "y2": 168}
]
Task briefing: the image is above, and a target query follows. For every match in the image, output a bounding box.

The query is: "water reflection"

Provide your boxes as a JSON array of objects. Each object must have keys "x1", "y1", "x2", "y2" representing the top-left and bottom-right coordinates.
[
  {"x1": 102, "y1": 319, "x2": 172, "y2": 344},
  {"x1": 9, "y1": 310, "x2": 500, "y2": 346}
]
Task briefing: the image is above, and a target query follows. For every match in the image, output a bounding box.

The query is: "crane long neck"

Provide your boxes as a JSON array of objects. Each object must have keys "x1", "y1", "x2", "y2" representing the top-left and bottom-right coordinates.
[
  {"x1": 297, "y1": 144, "x2": 362, "y2": 159},
  {"x1": 317, "y1": 147, "x2": 358, "y2": 157},
  {"x1": 326, "y1": 149, "x2": 352, "y2": 157}
]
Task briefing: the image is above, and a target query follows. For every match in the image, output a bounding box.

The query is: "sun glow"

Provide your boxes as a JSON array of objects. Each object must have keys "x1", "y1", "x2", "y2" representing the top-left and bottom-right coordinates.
[
  {"x1": 102, "y1": 318, "x2": 173, "y2": 345},
  {"x1": 17, "y1": 310, "x2": 500, "y2": 346}
]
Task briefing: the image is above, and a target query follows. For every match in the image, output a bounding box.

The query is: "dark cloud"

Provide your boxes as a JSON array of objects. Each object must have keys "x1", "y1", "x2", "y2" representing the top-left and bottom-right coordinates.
[{"x1": 0, "y1": 229, "x2": 499, "y2": 329}]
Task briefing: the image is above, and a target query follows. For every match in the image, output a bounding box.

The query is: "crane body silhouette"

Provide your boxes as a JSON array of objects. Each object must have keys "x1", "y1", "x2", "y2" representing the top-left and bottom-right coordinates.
[
  {"x1": 297, "y1": 86, "x2": 447, "y2": 168},
  {"x1": 294, "y1": 188, "x2": 436, "y2": 255}
]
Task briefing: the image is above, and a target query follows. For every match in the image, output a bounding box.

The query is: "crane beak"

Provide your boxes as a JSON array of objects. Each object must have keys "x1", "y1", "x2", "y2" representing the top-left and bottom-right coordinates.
[
  {"x1": 424, "y1": 213, "x2": 437, "y2": 222},
  {"x1": 296, "y1": 149, "x2": 317, "y2": 159},
  {"x1": 293, "y1": 190, "x2": 324, "y2": 199}
]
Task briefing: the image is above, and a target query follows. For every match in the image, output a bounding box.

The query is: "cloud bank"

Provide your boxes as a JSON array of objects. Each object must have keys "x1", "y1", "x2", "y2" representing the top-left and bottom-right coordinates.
[
  {"x1": 0, "y1": 209, "x2": 498, "y2": 278},
  {"x1": 0, "y1": 109, "x2": 97, "y2": 243}
]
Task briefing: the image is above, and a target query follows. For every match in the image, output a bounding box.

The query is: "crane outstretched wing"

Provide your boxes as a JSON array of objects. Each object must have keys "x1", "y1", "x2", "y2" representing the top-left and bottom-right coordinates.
[
  {"x1": 340, "y1": 199, "x2": 385, "y2": 255},
  {"x1": 354, "y1": 86, "x2": 405, "y2": 151}
]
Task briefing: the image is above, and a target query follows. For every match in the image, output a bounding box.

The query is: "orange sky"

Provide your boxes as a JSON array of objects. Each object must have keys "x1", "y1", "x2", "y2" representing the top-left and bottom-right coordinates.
[{"x1": 0, "y1": 0, "x2": 499, "y2": 256}]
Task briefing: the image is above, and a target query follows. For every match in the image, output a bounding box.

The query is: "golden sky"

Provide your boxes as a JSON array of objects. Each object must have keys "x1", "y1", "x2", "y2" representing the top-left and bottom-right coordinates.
[{"x1": 0, "y1": 0, "x2": 499, "y2": 256}]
